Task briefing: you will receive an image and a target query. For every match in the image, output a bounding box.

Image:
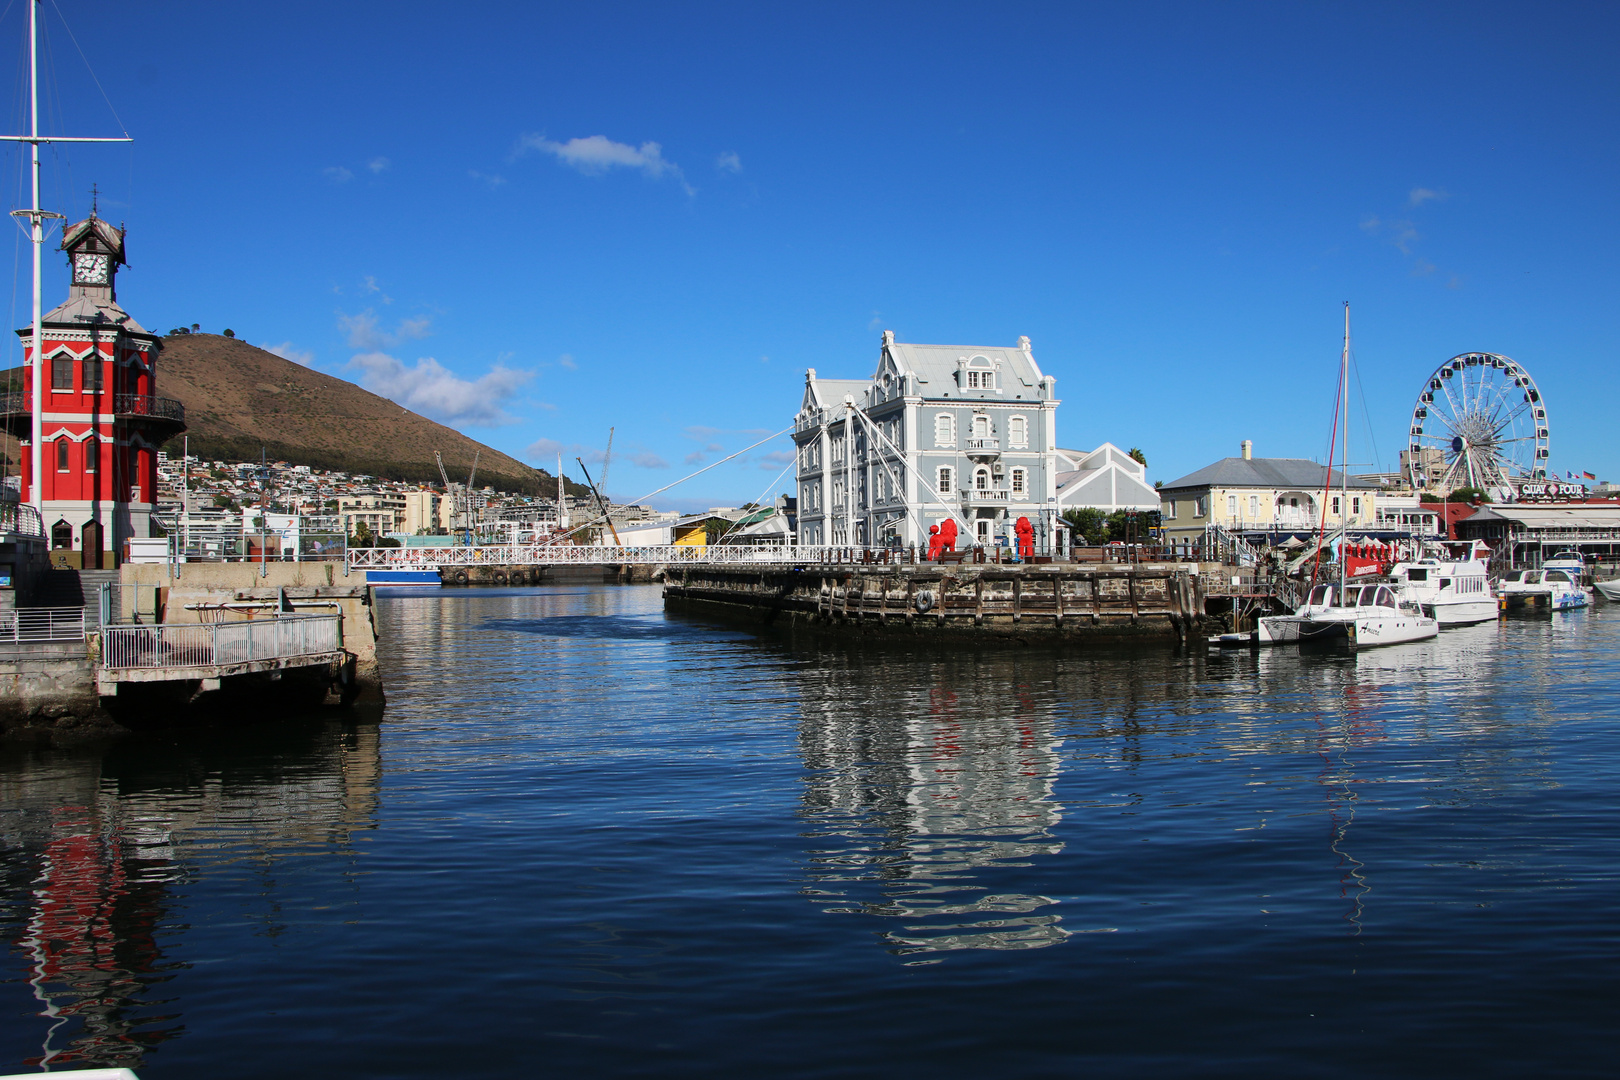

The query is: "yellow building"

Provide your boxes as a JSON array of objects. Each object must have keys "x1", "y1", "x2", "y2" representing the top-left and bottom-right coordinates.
[{"x1": 1158, "y1": 441, "x2": 1379, "y2": 545}]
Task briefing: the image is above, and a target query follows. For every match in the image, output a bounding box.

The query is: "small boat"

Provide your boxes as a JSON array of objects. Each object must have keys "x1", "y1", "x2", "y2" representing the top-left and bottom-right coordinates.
[
  {"x1": 1497, "y1": 568, "x2": 1590, "y2": 613},
  {"x1": 1595, "y1": 579, "x2": 1620, "y2": 602},
  {"x1": 1386, "y1": 542, "x2": 1497, "y2": 626},
  {"x1": 1259, "y1": 582, "x2": 1438, "y2": 647},
  {"x1": 362, "y1": 568, "x2": 442, "y2": 587}
]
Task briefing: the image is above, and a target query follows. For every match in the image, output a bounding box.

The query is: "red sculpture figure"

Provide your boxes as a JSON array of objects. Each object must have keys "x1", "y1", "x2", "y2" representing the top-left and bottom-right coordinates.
[
  {"x1": 927, "y1": 524, "x2": 943, "y2": 560},
  {"x1": 1015, "y1": 516, "x2": 1035, "y2": 558},
  {"x1": 940, "y1": 518, "x2": 958, "y2": 554}
]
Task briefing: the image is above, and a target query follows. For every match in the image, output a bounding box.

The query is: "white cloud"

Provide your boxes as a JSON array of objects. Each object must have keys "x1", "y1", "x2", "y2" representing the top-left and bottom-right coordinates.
[
  {"x1": 362, "y1": 276, "x2": 382, "y2": 294},
  {"x1": 262, "y1": 341, "x2": 315, "y2": 367},
  {"x1": 1408, "y1": 187, "x2": 1448, "y2": 207},
  {"x1": 469, "y1": 169, "x2": 506, "y2": 188},
  {"x1": 369, "y1": 156, "x2": 391, "y2": 174},
  {"x1": 348, "y1": 351, "x2": 533, "y2": 427},
  {"x1": 758, "y1": 450, "x2": 796, "y2": 470},
  {"x1": 323, "y1": 166, "x2": 354, "y2": 183},
  {"x1": 629, "y1": 451, "x2": 669, "y2": 469},
  {"x1": 338, "y1": 309, "x2": 433, "y2": 350},
  {"x1": 517, "y1": 133, "x2": 693, "y2": 193},
  {"x1": 716, "y1": 150, "x2": 742, "y2": 173},
  {"x1": 557, "y1": 353, "x2": 578, "y2": 370}
]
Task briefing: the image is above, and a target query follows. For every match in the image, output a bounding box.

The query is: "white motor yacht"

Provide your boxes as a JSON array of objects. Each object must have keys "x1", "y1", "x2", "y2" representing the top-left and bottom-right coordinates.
[
  {"x1": 1497, "y1": 568, "x2": 1591, "y2": 613},
  {"x1": 1386, "y1": 545, "x2": 1497, "y2": 626},
  {"x1": 1595, "y1": 579, "x2": 1620, "y2": 602},
  {"x1": 1258, "y1": 582, "x2": 1439, "y2": 647}
]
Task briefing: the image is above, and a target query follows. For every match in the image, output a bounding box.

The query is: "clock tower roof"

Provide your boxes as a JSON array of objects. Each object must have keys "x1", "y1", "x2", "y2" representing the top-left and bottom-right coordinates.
[{"x1": 60, "y1": 212, "x2": 126, "y2": 264}]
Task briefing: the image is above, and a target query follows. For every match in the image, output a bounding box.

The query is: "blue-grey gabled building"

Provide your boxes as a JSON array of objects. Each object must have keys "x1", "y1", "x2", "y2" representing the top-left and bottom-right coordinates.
[{"x1": 794, "y1": 331, "x2": 1083, "y2": 549}]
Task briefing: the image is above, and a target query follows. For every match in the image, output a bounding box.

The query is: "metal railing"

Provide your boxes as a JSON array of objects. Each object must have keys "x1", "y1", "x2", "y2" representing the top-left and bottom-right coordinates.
[
  {"x1": 0, "y1": 499, "x2": 44, "y2": 538},
  {"x1": 959, "y1": 487, "x2": 1011, "y2": 503},
  {"x1": 100, "y1": 614, "x2": 342, "y2": 671},
  {"x1": 113, "y1": 393, "x2": 186, "y2": 423},
  {"x1": 965, "y1": 437, "x2": 1000, "y2": 452},
  {"x1": 0, "y1": 607, "x2": 86, "y2": 642},
  {"x1": 347, "y1": 543, "x2": 866, "y2": 570}
]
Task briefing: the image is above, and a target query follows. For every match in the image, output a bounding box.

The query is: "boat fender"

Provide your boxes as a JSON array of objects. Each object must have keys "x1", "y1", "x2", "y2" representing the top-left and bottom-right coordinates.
[
  {"x1": 914, "y1": 590, "x2": 935, "y2": 613},
  {"x1": 452, "y1": 570, "x2": 469, "y2": 585}
]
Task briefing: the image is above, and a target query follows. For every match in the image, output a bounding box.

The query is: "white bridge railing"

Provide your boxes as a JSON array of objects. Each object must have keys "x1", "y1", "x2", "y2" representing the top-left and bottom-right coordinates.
[
  {"x1": 101, "y1": 615, "x2": 343, "y2": 671},
  {"x1": 346, "y1": 544, "x2": 851, "y2": 570}
]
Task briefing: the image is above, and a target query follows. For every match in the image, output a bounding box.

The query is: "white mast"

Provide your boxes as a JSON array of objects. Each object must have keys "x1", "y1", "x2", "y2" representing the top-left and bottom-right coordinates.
[
  {"x1": 556, "y1": 453, "x2": 567, "y2": 529},
  {"x1": 1340, "y1": 301, "x2": 1350, "y2": 595},
  {"x1": 2, "y1": 0, "x2": 130, "y2": 517}
]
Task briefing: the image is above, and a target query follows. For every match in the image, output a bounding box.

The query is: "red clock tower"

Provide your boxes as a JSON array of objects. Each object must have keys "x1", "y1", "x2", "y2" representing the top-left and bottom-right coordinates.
[{"x1": 3, "y1": 210, "x2": 185, "y2": 568}]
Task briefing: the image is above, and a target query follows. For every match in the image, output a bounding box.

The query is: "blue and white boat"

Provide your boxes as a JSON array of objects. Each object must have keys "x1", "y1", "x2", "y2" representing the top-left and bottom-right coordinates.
[
  {"x1": 1497, "y1": 568, "x2": 1590, "y2": 613},
  {"x1": 362, "y1": 568, "x2": 442, "y2": 587}
]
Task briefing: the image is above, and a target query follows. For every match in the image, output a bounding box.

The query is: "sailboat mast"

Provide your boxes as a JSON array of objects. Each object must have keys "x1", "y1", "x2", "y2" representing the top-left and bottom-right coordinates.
[
  {"x1": 3, "y1": 0, "x2": 130, "y2": 516},
  {"x1": 1340, "y1": 301, "x2": 1350, "y2": 594}
]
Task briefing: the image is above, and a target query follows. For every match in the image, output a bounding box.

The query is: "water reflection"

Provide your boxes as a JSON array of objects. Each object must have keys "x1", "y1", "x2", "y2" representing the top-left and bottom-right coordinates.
[
  {"x1": 0, "y1": 721, "x2": 380, "y2": 1071},
  {"x1": 795, "y1": 648, "x2": 1071, "y2": 954}
]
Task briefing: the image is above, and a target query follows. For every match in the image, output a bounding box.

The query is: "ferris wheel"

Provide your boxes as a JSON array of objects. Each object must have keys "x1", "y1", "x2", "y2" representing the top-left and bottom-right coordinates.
[{"x1": 1405, "y1": 351, "x2": 1549, "y2": 499}]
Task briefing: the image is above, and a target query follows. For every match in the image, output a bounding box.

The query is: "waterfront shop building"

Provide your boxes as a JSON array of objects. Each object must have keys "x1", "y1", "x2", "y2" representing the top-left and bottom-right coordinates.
[
  {"x1": 2, "y1": 211, "x2": 185, "y2": 567},
  {"x1": 1158, "y1": 441, "x2": 1380, "y2": 548},
  {"x1": 1453, "y1": 502, "x2": 1620, "y2": 570},
  {"x1": 793, "y1": 332, "x2": 1150, "y2": 551}
]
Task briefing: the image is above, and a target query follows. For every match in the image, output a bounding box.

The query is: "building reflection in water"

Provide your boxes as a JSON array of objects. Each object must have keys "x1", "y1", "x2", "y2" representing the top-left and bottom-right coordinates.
[
  {"x1": 794, "y1": 647, "x2": 1071, "y2": 955},
  {"x1": 0, "y1": 720, "x2": 381, "y2": 1071}
]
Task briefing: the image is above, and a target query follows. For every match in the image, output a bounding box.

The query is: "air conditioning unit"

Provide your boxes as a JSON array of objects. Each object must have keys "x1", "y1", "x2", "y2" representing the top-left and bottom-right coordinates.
[{"x1": 992, "y1": 463, "x2": 1004, "y2": 475}]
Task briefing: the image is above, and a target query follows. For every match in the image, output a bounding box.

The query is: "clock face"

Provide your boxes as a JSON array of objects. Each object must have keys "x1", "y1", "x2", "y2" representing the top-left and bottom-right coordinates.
[{"x1": 74, "y1": 253, "x2": 109, "y2": 284}]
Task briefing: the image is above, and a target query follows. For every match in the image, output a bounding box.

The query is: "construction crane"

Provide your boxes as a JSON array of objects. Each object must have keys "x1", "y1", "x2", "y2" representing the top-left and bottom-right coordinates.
[{"x1": 576, "y1": 457, "x2": 621, "y2": 545}]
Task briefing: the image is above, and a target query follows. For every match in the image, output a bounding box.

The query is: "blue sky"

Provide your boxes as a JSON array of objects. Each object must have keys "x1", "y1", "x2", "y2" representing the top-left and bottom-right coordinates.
[{"x1": 2, "y1": 2, "x2": 1615, "y2": 509}]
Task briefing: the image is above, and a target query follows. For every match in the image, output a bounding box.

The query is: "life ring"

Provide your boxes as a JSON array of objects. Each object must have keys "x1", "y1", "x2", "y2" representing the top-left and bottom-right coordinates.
[
  {"x1": 914, "y1": 590, "x2": 935, "y2": 614},
  {"x1": 451, "y1": 569, "x2": 469, "y2": 585}
]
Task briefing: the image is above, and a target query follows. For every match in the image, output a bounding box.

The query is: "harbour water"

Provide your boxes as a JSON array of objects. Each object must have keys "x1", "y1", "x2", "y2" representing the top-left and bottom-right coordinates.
[{"x1": 2, "y1": 585, "x2": 1618, "y2": 1077}]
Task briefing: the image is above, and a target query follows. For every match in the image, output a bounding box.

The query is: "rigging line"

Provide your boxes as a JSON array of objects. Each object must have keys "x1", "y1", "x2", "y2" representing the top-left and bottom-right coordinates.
[
  {"x1": 1349, "y1": 346, "x2": 1382, "y2": 475},
  {"x1": 45, "y1": 0, "x2": 127, "y2": 135},
  {"x1": 711, "y1": 457, "x2": 796, "y2": 546},
  {"x1": 852, "y1": 402, "x2": 975, "y2": 537},
  {"x1": 847, "y1": 408, "x2": 927, "y2": 540},
  {"x1": 534, "y1": 425, "x2": 797, "y2": 548},
  {"x1": 1308, "y1": 326, "x2": 1347, "y2": 595}
]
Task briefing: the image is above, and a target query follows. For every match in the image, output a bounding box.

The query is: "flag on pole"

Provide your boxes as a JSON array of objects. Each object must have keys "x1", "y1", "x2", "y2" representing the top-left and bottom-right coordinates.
[
  {"x1": 1566, "y1": 471, "x2": 1575, "y2": 480},
  {"x1": 1584, "y1": 471, "x2": 1597, "y2": 480}
]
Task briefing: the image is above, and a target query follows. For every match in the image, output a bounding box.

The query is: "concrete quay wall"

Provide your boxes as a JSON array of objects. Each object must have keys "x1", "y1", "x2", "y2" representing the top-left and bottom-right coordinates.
[
  {"x1": 120, "y1": 562, "x2": 384, "y2": 709},
  {"x1": 663, "y1": 563, "x2": 1209, "y2": 643}
]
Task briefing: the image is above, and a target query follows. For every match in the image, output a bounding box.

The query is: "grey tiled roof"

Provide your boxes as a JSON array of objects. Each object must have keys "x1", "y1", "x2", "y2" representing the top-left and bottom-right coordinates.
[
  {"x1": 1161, "y1": 456, "x2": 1379, "y2": 492},
  {"x1": 40, "y1": 293, "x2": 149, "y2": 334},
  {"x1": 884, "y1": 342, "x2": 1044, "y2": 394}
]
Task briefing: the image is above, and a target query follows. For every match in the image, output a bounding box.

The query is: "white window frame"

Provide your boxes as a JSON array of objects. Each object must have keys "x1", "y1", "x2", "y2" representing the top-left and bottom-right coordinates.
[
  {"x1": 1194, "y1": 496, "x2": 1207, "y2": 517},
  {"x1": 1227, "y1": 494, "x2": 1237, "y2": 518},
  {"x1": 934, "y1": 413, "x2": 955, "y2": 447},
  {"x1": 974, "y1": 467, "x2": 991, "y2": 491},
  {"x1": 1010, "y1": 467, "x2": 1026, "y2": 495},
  {"x1": 937, "y1": 466, "x2": 954, "y2": 494},
  {"x1": 1008, "y1": 415, "x2": 1028, "y2": 448}
]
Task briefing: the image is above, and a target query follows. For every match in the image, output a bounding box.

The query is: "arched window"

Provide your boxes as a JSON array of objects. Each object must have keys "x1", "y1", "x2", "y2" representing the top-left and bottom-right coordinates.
[
  {"x1": 974, "y1": 467, "x2": 990, "y2": 490},
  {"x1": 937, "y1": 466, "x2": 954, "y2": 494},
  {"x1": 50, "y1": 519, "x2": 72, "y2": 549},
  {"x1": 1008, "y1": 416, "x2": 1027, "y2": 447},
  {"x1": 55, "y1": 438, "x2": 70, "y2": 472},
  {"x1": 84, "y1": 439, "x2": 98, "y2": 472},
  {"x1": 934, "y1": 413, "x2": 955, "y2": 447}
]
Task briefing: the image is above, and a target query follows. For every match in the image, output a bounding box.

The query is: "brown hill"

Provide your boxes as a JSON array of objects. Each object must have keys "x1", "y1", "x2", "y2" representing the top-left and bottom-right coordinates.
[{"x1": 8, "y1": 334, "x2": 579, "y2": 497}]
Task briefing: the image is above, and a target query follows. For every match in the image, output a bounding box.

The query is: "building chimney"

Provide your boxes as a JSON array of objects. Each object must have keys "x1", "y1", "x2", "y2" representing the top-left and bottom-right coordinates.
[{"x1": 1241, "y1": 440, "x2": 1253, "y2": 460}]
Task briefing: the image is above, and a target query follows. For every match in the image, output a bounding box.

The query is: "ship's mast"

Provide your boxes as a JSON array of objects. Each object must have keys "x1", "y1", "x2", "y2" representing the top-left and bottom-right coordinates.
[
  {"x1": 1339, "y1": 301, "x2": 1350, "y2": 596},
  {"x1": 2, "y1": 0, "x2": 130, "y2": 516}
]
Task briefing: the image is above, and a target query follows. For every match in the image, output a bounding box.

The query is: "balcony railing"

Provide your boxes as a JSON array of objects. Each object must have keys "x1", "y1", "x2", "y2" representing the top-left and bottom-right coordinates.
[
  {"x1": 0, "y1": 499, "x2": 43, "y2": 538},
  {"x1": 960, "y1": 487, "x2": 1011, "y2": 503},
  {"x1": 0, "y1": 390, "x2": 184, "y2": 425},
  {"x1": 114, "y1": 393, "x2": 186, "y2": 423},
  {"x1": 965, "y1": 437, "x2": 1000, "y2": 452}
]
